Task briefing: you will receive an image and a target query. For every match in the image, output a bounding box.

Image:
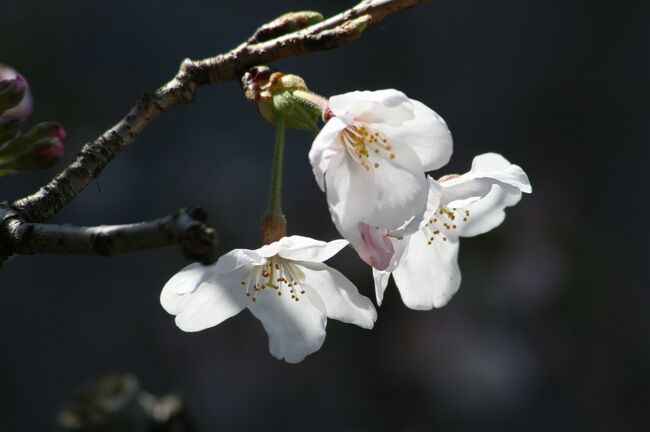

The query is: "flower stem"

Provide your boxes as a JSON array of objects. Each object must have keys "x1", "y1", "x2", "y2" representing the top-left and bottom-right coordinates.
[
  {"x1": 260, "y1": 116, "x2": 287, "y2": 245},
  {"x1": 268, "y1": 117, "x2": 285, "y2": 216}
]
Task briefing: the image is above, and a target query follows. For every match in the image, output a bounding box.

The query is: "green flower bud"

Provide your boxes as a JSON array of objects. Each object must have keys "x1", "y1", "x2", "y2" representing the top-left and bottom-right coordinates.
[{"x1": 242, "y1": 66, "x2": 327, "y2": 131}]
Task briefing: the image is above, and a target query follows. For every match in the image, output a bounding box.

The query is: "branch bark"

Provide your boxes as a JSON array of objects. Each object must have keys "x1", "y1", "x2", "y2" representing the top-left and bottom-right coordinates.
[
  {"x1": 1, "y1": 207, "x2": 217, "y2": 263},
  {"x1": 1, "y1": 0, "x2": 426, "y2": 263}
]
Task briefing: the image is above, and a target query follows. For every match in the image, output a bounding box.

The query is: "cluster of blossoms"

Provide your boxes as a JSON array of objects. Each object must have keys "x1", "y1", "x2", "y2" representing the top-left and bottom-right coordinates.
[{"x1": 162, "y1": 70, "x2": 531, "y2": 363}]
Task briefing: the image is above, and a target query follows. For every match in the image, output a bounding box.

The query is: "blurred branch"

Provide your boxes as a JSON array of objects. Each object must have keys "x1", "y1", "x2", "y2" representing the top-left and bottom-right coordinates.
[
  {"x1": 0, "y1": 0, "x2": 425, "y2": 263},
  {"x1": 59, "y1": 373, "x2": 195, "y2": 432},
  {"x1": 0, "y1": 206, "x2": 217, "y2": 263}
]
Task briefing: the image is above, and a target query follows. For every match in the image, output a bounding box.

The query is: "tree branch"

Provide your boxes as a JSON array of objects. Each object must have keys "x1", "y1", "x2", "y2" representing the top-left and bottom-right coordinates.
[
  {"x1": 1, "y1": 207, "x2": 217, "y2": 263},
  {"x1": 0, "y1": 0, "x2": 426, "y2": 264},
  {"x1": 12, "y1": 0, "x2": 426, "y2": 222}
]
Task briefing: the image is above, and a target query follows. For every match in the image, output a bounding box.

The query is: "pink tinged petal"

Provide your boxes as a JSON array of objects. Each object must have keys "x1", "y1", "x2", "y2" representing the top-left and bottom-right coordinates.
[
  {"x1": 373, "y1": 99, "x2": 453, "y2": 171},
  {"x1": 272, "y1": 236, "x2": 349, "y2": 262},
  {"x1": 325, "y1": 151, "x2": 377, "y2": 246},
  {"x1": 354, "y1": 223, "x2": 394, "y2": 270},
  {"x1": 391, "y1": 230, "x2": 461, "y2": 310},
  {"x1": 247, "y1": 284, "x2": 327, "y2": 364},
  {"x1": 364, "y1": 143, "x2": 429, "y2": 232},
  {"x1": 299, "y1": 262, "x2": 377, "y2": 329},
  {"x1": 308, "y1": 116, "x2": 348, "y2": 191},
  {"x1": 328, "y1": 89, "x2": 415, "y2": 125},
  {"x1": 371, "y1": 235, "x2": 408, "y2": 305},
  {"x1": 161, "y1": 264, "x2": 249, "y2": 332}
]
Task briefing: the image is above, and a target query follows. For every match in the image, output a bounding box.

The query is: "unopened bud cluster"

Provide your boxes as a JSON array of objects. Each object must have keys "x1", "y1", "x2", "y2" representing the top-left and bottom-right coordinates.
[{"x1": 0, "y1": 64, "x2": 64, "y2": 176}]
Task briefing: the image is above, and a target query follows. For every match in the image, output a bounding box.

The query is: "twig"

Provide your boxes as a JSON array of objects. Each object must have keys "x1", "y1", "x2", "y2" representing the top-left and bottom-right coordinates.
[{"x1": 1, "y1": 207, "x2": 217, "y2": 263}]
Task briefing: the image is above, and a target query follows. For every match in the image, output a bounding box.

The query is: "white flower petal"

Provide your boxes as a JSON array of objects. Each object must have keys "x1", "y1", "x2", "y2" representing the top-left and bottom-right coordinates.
[
  {"x1": 373, "y1": 100, "x2": 452, "y2": 171},
  {"x1": 299, "y1": 261, "x2": 377, "y2": 329},
  {"x1": 370, "y1": 232, "x2": 412, "y2": 305},
  {"x1": 212, "y1": 248, "x2": 265, "y2": 276},
  {"x1": 440, "y1": 176, "x2": 494, "y2": 209},
  {"x1": 161, "y1": 263, "x2": 213, "y2": 315},
  {"x1": 329, "y1": 89, "x2": 415, "y2": 125},
  {"x1": 248, "y1": 286, "x2": 327, "y2": 363},
  {"x1": 471, "y1": 153, "x2": 531, "y2": 193},
  {"x1": 308, "y1": 116, "x2": 348, "y2": 191},
  {"x1": 441, "y1": 153, "x2": 532, "y2": 201},
  {"x1": 364, "y1": 144, "x2": 428, "y2": 232},
  {"x1": 436, "y1": 153, "x2": 531, "y2": 238},
  {"x1": 325, "y1": 152, "x2": 377, "y2": 245},
  {"x1": 271, "y1": 236, "x2": 348, "y2": 262},
  {"x1": 391, "y1": 230, "x2": 461, "y2": 310},
  {"x1": 372, "y1": 269, "x2": 391, "y2": 307},
  {"x1": 163, "y1": 265, "x2": 250, "y2": 332},
  {"x1": 392, "y1": 176, "x2": 442, "y2": 237},
  {"x1": 458, "y1": 184, "x2": 523, "y2": 238}
]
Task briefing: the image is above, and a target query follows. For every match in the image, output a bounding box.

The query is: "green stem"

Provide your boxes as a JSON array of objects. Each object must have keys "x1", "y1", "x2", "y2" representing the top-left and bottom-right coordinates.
[{"x1": 268, "y1": 117, "x2": 286, "y2": 216}]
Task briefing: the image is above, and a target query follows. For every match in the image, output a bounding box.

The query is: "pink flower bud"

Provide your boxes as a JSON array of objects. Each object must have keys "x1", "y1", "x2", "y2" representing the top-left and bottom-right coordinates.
[
  {"x1": 0, "y1": 65, "x2": 32, "y2": 120},
  {"x1": 354, "y1": 222, "x2": 395, "y2": 270}
]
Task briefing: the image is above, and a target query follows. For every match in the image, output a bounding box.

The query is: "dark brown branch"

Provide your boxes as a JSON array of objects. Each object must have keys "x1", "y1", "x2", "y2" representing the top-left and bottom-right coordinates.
[
  {"x1": 1, "y1": 207, "x2": 217, "y2": 263},
  {"x1": 12, "y1": 0, "x2": 426, "y2": 223}
]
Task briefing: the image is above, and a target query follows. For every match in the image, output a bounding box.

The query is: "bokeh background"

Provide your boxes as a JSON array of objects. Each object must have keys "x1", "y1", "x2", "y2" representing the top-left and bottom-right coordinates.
[{"x1": 1, "y1": 0, "x2": 648, "y2": 430}]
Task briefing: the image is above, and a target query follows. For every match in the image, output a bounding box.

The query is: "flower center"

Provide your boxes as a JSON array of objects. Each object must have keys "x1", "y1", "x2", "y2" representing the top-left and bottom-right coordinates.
[
  {"x1": 340, "y1": 121, "x2": 396, "y2": 171},
  {"x1": 240, "y1": 257, "x2": 306, "y2": 303},
  {"x1": 421, "y1": 206, "x2": 471, "y2": 244}
]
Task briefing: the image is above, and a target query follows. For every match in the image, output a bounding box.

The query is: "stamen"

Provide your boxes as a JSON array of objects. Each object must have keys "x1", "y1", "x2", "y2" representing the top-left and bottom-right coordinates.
[
  {"x1": 421, "y1": 206, "x2": 471, "y2": 245},
  {"x1": 241, "y1": 257, "x2": 308, "y2": 304},
  {"x1": 340, "y1": 121, "x2": 395, "y2": 171}
]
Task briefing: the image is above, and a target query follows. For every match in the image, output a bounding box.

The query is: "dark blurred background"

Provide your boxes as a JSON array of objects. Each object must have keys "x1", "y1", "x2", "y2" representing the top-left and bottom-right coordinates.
[{"x1": 1, "y1": 0, "x2": 648, "y2": 430}]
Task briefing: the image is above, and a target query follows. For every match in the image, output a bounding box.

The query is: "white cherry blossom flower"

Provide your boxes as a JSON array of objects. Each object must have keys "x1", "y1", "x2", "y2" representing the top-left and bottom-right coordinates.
[
  {"x1": 373, "y1": 153, "x2": 532, "y2": 309},
  {"x1": 161, "y1": 235, "x2": 377, "y2": 363},
  {"x1": 308, "y1": 90, "x2": 453, "y2": 268}
]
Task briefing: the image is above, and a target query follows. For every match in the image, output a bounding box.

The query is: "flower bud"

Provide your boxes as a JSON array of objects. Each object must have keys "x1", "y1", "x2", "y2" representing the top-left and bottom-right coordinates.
[
  {"x1": 0, "y1": 118, "x2": 22, "y2": 144},
  {"x1": 242, "y1": 66, "x2": 326, "y2": 130},
  {"x1": 0, "y1": 122, "x2": 65, "y2": 175},
  {"x1": 0, "y1": 64, "x2": 32, "y2": 120},
  {"x1": 0, "y1": 75, "x2": 28, "y2": 115},
  {"x1": 15, "y1": 136, "x2": 65, "y2": 170}
]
